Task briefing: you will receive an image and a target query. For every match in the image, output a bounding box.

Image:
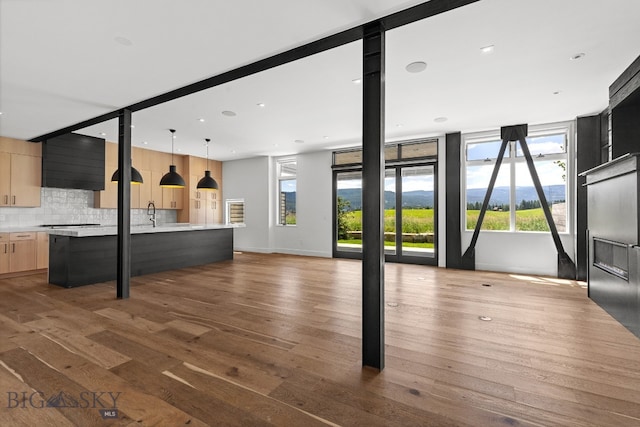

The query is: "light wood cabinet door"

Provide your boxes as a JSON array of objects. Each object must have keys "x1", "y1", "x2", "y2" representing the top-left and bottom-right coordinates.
[
  {"x1": 9, "y1": 239, "x2": 36, "y2": 273},
  {"x1": 0, "y1": 234, "x2": 9, "y2": 274},
  {"x1": 95, "y1": 163, "x2": 118, "y2": 208},
  {"x1": 7, "y1": 153, "x2": 41, "y2": 207},
  {"x1": 139, "y1": 169, "x2": 152, "y2": 207},
  {"x1": 36, "y1": 232, "x2": 49, "y2": 270},
  {"x1": 151, "y1": 170, "x2": 164, "y2": 207},
  {"x1": 0, "y1": 152, "x2": 42, "y2": 207},
  {"x1": 0, "y1": 153, "x2": 10, "y2": 207}
]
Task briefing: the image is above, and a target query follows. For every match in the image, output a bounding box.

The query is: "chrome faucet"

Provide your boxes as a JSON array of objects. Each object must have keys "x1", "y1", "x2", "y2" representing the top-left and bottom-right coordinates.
[{"x1": 147, "y1": 201, "x2": 157, "y2": 227}]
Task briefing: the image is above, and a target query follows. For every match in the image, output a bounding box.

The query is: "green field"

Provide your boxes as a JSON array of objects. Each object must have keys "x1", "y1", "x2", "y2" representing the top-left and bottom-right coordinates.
[
  {"x1": 338, "y1": 207, "x2": 551, "y2": 248},
  {"x1": 343, "y1": 208, "x2": 435, "y2": 234},
  {"x1": 466, "y1": 208, "x2": 550, "y2": 231}
]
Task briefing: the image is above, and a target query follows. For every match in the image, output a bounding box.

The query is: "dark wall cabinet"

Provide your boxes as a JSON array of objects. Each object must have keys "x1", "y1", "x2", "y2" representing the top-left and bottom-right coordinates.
[
  {"x1": 609, "y1": 54, "x2": 640, "y2": 158},
  {"x1": 42, "y1": 133, "x2": 105, "y2": 190}
]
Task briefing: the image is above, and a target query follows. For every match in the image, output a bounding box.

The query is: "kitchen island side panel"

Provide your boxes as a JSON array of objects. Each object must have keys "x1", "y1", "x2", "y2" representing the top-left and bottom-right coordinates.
[{"x1": 49, "y1": 228, "x2": 233, "y2": 287}]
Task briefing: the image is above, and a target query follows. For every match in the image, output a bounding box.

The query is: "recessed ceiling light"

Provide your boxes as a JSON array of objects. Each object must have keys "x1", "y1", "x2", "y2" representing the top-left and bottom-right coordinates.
[
  {"x1": 396, "y1": 124, "x2": 403, "y2": 128},
  {"x1": 114, "y1": 36, "x2": 133, "y2": 46},
  {"x1": 294, "y1": 139, "x2": 304, "y2": 144},
  {"x1": 231, "y1": 150, "x2": 236, "y2": 153},
  {"x1": 99, "y1": 132, "x2": 106, "y2": 136},
  {"x1": 222, "y1": 110, "x2": 236, "y2": 117},
  {"x1": 273, "y1": 143, "x2": 279, "y2": 147},
  {"x1": 176, "y1": 148, "x2": 181, "y2": 152},
  {"x1": 434, "y1": 117, "x2": 448, "y2": 123},
  {"x1": 570, "y1": 53, "x2": 585, "y2": 61},
  {"x1": 323, "y1": 136, "x2": 329, "y2": 140},
  {"x1": 480, "y1": 45, "x2": 495, "y2": 54},
  {"x1": 352, "y1": 78, "x2": 362, "y2": 84},
  {"x1": 130, "y1": 124, "x2": 135, "y2": 128},
  {"x1": 142, "y1": 141, "x2": 148, "y2": 145},
  {"x1": 257, "y1": 103, "x2": 266, "y2": 108},
  {"x1": 405, "y1": 61, "x2": 427, "y2": 73},
  {"x1": 0, "y1": 112, "x2": 3, "y2": 116},
  {"x1": 198, "y1": 118, "x2": 205, "y2": 122}
]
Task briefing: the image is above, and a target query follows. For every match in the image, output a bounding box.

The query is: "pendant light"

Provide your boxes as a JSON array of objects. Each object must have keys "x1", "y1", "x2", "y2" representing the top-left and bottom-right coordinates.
[
  {"x1": 160, "y1": 128, "x2": 185, "y2": 188},
  {"x1": 111, "y1": 161, "x2": 144, "y2": 185},
  {"x1": 197, "y1": 138, "x2": 219, "y2": 191}
]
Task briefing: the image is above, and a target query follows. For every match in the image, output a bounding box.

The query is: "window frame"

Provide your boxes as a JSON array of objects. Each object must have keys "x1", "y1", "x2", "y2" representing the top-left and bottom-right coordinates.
[
  {"x1": 276, "y1": 157, "x2": 297, "y2": 226},
  {"x1": 462, "y1": 122, "x2": 572, "y2": 234}
]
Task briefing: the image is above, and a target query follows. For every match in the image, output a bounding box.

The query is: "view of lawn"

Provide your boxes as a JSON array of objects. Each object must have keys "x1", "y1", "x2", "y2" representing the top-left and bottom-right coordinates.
[
  {"x1": 338, "y1": 208, "x2": 434, "y2": 249},
  {"x1": 466, "y1": 208, "x2": 550, "y2": 231},
  {"x1": 338, "y1": 207, "x2": 552, "y2": 248},
  {"x1": 343, "y1": 209, "x2": 435, "y2": 234}
]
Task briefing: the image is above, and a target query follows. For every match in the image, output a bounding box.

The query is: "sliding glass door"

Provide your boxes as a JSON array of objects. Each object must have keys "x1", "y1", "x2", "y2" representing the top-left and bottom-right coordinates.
[{"x1": 334, "y1": 162, "x2": 437, "y2": 265}]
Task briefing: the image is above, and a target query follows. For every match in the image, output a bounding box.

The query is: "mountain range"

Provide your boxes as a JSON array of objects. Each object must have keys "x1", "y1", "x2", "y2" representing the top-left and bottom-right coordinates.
[{"x1": 333, "y1": 184, "x2": 565, "y2": 211}]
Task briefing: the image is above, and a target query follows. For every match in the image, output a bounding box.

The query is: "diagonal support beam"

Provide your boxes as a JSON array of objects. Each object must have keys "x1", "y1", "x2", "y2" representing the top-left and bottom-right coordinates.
[{"x1": 514, "y1": 126, "x2": 576, "y2": 279}]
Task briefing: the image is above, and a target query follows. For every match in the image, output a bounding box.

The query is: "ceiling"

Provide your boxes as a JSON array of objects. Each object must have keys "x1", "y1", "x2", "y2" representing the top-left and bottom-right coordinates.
[{"x1": 1, "y1": 0, "x2": 639, "y2": 161}]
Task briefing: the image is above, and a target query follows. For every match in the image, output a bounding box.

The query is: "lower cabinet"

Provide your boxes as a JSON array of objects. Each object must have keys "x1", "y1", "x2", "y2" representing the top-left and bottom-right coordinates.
[
  {"x1": 37, "y1": 232, "x2": 49, "y2": 270},
  {"x1": 0, "y1": 231, "x2": 48, "y2": 275},
  {"x1": 0, "y1": 234, "x2": 9, "y2": 274}
]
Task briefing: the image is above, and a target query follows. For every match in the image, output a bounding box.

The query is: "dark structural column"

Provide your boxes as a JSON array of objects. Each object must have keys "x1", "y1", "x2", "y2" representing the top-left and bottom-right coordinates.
[
  {"x1": 576, "y1": 115, "x2": 602, "y2": 281},
  {"x1": 362, "y1": 22, "x2": 385, "y2": 370},
  {"x1": 117, "y1": 108, "x2": 132, "y2": 299},
  {"x1": 445, "y1": 132, "x2": 462, "y2": 269}
]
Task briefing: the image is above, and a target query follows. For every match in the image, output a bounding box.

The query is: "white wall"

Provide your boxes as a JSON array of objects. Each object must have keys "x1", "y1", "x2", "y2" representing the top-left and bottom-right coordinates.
[
  {"x1": 272, "y1": 151, "x2": 333, "y2": 257},
  {"x1": 222, "y1": 151, "x2": 333, "y2": 257},
  {"x1": 461, "y1": 232, "x2": 574, "y2": 276},
  {"x1": 222, "y1": 157, "x2": 272, "y2": 253}
]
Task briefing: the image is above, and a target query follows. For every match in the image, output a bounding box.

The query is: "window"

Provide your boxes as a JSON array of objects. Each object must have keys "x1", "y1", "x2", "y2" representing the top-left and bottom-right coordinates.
[
  {"x1": 225, "y1": 199, "x2": 245, "y2": 225},
  {"x1": 464, "y1": 124, "x2": 570, "y2": 232},
  {"x1": 277, "y1": 158, "x2": 297, "y2": 225},
  {"x1": 332, "y1": 138, "x2": 438, "y2": 265}
]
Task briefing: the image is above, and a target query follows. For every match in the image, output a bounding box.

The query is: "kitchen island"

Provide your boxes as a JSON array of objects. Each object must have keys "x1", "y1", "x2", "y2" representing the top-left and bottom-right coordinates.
[{"x1": 48, "y1": 223, "x2": 239, "y2": 288}]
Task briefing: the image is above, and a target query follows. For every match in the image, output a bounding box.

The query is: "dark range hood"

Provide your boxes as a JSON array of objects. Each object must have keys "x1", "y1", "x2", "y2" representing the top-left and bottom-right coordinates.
[{"x1": 42, "y1": 133, "x2": 105, "y2": 191}]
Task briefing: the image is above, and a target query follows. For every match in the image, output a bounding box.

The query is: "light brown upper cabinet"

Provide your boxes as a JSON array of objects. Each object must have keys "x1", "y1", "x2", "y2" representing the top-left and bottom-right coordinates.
[
  {"x1": 0, "y1": 138, "x2": 42, "y2": 207},
  {"x1": 178, "y1": 155, "x2": 222, "y2": 224}
]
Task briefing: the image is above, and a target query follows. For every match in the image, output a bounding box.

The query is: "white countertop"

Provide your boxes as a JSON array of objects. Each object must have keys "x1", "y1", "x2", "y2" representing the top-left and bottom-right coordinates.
[{"x1": 1, "y1": 223, "x2": 243, "y2": 237}]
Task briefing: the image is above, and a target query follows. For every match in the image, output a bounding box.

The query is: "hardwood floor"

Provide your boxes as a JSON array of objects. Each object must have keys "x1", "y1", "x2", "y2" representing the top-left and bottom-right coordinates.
[{"x1": 1, "y1": 252, "x2": 640, "y2": 426}]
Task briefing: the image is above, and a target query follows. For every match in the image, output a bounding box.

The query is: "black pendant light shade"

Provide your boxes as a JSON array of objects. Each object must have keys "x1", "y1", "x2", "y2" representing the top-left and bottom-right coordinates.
[
  {"x1": 197, "y1": 170, "x2": 218, "y2": 190},
  {"x1": 111, "y1": 166, "x2": 144, "y2": 184},
  {"x1": 197, "y1": 138, "x2": 219, "y2": 191},
  {"x1": 160, "y1": 164, "x2": 186, "y2": 188},
  {"x1": 160, "y1": 129, "x2": 185, "y2": 188}
]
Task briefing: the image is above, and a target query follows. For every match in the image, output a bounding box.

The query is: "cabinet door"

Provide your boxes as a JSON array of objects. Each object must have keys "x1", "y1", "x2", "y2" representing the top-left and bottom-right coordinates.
[
  {"x1": 151, "y1": 170, "x2": 164, "y2": 207},
  {"x1": 10, "y1": 240, "x2": 37, "y2": 272},
  {"x1": 0, "y1": 238, "x2": 9, "y2": 274},
  {"x1": 139, "y1": 170, "x2": 153, "y2": 207},
  {"x1": 36, "y1": 232, "x2": 49, "y2": 270},
  {"x1": 162, "y1": 188, "x2": 184, "y2": 209},
  {"x1": 96, "y1": 164, "x2": 118, "y2": 208},
  {"x1": 10, "y1": 154, "x2": 41, "y2": 207},
  {"x1": 0, "y1": 153, "x2": 10, "y2": 207}
]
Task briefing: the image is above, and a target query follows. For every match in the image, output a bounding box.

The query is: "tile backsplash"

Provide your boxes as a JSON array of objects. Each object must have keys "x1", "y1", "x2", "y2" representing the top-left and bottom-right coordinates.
[{"x1": 0, "y1": 188, "x2": 176, "y2": 227}]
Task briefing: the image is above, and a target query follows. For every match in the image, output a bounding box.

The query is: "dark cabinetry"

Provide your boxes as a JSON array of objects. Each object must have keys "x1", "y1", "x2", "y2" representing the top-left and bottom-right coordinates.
[
  {"x1": 609, "y1": 54, "x2": 640, "y2": 158},
  {"x1": 42, "y1": 133, "x2": 105, "y2": 190}
]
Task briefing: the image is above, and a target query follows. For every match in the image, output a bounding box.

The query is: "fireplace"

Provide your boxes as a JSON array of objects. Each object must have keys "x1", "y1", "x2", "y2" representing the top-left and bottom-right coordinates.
[{"x1": 582, "y1": 153, "x2": 640, "y2": 338}]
